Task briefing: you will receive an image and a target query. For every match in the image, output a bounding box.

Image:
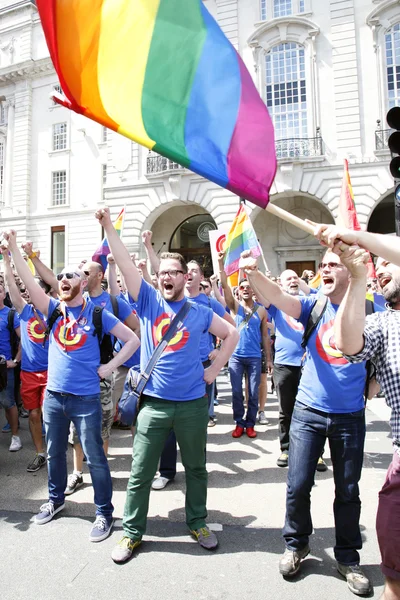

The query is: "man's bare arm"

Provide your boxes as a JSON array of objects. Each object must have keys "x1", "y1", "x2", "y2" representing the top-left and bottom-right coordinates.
[
  {"x1": 218, "y1": 252, "x2": 239, "y2": 314},
  {"x1": 21, "y1": 241, "x2": 58, "y2": 291},
  {"x1": 1, "y1": 247, "x2": 25, "y2": 314},
  {"x1": 142, "y1": 230, "x2": 160, "y2": 275}
]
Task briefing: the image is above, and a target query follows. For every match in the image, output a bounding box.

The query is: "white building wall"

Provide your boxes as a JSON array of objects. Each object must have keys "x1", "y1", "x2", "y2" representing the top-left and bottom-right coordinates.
[{"x1": 0, "y1": 0, "x2": 396, "y2": 277}]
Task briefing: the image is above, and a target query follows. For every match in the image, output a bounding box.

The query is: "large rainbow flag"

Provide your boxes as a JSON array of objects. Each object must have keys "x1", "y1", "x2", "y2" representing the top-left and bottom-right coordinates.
[
  {"x1": 92, "y1": 207, "x2": 125, "y2": 272},
  {"x1": 224, "y1": 204, "x2": 261, "y2": 286},
  {"x1": 36, "y1": 0, "x2": 277, "y2": 209}
]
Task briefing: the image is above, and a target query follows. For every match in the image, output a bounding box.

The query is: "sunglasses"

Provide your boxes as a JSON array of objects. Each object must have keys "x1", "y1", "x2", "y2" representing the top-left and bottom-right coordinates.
[
  {"x1": 239, "y1": 285, "x2": 251, "y2": 290},
  {"x1": 56, "y1": 272, "x2": 82, "y2": 281},
  {"x1": 318, "y1": 262, "x2": 342, "y2": 270}
]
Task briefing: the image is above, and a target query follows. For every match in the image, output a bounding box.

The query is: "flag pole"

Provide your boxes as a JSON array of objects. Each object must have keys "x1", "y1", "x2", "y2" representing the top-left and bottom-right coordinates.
[{"x1": 264, "y1": 203, "x2": 315, "y2": 235}]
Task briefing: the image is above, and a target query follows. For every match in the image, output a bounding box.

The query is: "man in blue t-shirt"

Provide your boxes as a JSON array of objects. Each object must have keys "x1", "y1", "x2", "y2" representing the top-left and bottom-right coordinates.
[
  {"x1": 266, "y1": 269, "x2": 326, "y2": 470},
  {"x1": 96, "y1": 207, "x2": 238, "y2": 564},
  {"x1": 151, "y1": 260, "x2": 235, "y2": 491},
  {"x1": 5, "y1": 229, "x2": 139, "y2": 544},
  {"x1": 240, "y1": 249, "x2": 373, "y2": 597}
]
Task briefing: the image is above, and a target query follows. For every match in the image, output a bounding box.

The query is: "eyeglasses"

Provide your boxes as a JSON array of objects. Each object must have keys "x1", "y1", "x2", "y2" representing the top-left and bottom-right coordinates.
[
  {"x1": 56, "y1": 272, "x2": 81, "y2": 281},
  {"x1": 239, "y1": 285, "x2": 251, "y2": 291},
  {"x1": 318, "y1": 262, "x2": 342, "y2": 270},
  {"x1": 158, "y1": 269, "x2": 185, "y2": 278}
]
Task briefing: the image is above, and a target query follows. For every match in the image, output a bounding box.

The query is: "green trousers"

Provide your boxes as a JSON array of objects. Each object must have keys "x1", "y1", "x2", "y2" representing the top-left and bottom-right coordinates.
[{"x1": 122, "y1": 394, "x2": 209, "y2": 540}]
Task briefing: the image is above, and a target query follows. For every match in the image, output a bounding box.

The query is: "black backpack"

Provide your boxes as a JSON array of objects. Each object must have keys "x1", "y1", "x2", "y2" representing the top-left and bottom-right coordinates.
[
  {"x1": 301, "y1": 295, "x2": 375, "y2": 400},
  {"x1": 7, "y1": 308, "x2": 19, "y2": 359},
  {"x1": 44, "y1": 295, "x2": 119, "y2": 365}
]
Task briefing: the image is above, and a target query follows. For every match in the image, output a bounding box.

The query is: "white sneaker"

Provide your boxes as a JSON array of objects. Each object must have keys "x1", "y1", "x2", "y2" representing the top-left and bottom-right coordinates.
[
  {"x1": 151, "y1": 476, "x2": 171, "y2": 490},
  {"x1": 9, "y1": 435, "x2": 22, "y2": 452}
]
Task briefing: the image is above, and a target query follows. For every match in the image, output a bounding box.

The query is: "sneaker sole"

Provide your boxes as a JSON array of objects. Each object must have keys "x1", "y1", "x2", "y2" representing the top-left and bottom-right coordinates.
[
  {"x1": 34, "y1": 503, "x2": 65, "y2": 525},
  {"x1": 316, "y1": 464, "x2": 328, "y2": 472},
  {"x1": 64, "y1": 481, "x2": 84, "y2": 495},
  {"x1": 280, "y1": 549, "x2": 310, "y2": 577},
  {"x1": 9, "y1": 445, "x2": 22, "y2": 452},
  {"x1": 111, "y1": 540, "x2": 142, "y2": 563},
  {"x1": 190, "y1": 531, "x2": 218, "y2": 550},
  {"x1": 337, "y1": 568, "x2": 372, "y2": 596},
  {"x1": 151, "y1": 480, "x2": 171, "y2": 490},
  {"x1": 89, "y1": 519, "x2": 114, "y2": 543},
  {"x1": 277, "y1": 461, "x2": 289, "y2": 468},
  {"x1": 27, "y1": 462, "x2": 46, "y2": 473}
]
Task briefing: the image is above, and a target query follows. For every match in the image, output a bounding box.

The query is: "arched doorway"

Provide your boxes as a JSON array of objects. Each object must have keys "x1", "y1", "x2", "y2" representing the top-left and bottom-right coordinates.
[
  {"x1": 368, "y1": 193, "x2": 396, "y2": 234},
  {"x1": 169, "y1": 214, "x2": 217, "y2": 276}
]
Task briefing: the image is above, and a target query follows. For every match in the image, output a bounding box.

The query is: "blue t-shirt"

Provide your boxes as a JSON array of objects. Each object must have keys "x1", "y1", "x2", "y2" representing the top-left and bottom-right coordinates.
[
  {"x1": 268, "y1": 304, "x2": 304, "y2": 366},
  {"x1": 0, "y1": 306, "x2": 20, "y2": 360},
  {"x1": 296, "y1": 296, "x2": 369, "y2": 413},
  {"x1": 114, "y1": 300, "x2": 141, "y2": 369},
  {"x1": 233, "y1": 304, "x2": 262, "y2": 359},
  {"x1": 87, "y1": 291, "x2": 132, "y2": 323},
  {"x1": 188, "y1": 293, "x2": 224, "y2": 361},
  {"x1": 19, "y1": 304, "x2": 49, "y2": 372},
  {"x1": 46, "y1": 298, "x2": 119, "y2": 396},
  {"x1": 136, "y1": 281, "x2": 213, "y2": 401}
]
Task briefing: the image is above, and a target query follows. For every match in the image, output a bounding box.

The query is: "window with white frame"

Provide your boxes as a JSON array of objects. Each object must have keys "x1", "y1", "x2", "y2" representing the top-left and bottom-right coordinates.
[
  {"x1": 261, "y1": 0, "x2": 305, "y2": 20},
  {"x1": 0, "y1": 141, "x2": 4, "y2": 204},
  {"x1": 52, "y1": 84, "x2": 62, "y2": 106},
  {"x1": 101, "y1": 126, "x2": 108, "y2": 143},
  {"x1": 0, "y1": 104, "x2": 7, "y2": 125},
  {"x1": 385, "y1": 23, "x2": 400, "y2": 109},
  {"x1": 52, "y1": 122, "x2": 67, "y2": 151},
  {"x1": 102, "y1": 164, "x2": 107, "y2": 185},
  {"x1": 265, "y1": 43, "x2": 307, "y2": 139},
  {"x1": 51, "y1": 170, "x2": 67, "y2": 206}
]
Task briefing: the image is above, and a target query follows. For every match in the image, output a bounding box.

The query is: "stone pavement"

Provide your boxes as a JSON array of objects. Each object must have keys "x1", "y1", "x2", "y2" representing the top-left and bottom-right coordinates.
[{"x1": 0, "y1": 373, "x2": 393, "y2": 600}]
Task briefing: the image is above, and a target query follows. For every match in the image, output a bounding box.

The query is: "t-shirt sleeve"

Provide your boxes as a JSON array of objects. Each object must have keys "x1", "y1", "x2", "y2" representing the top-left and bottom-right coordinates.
[
  {"x1": 116, "y1": 296, "x2": 133, "y2": 322},
  {"x1": 19, "y1": 304, "x2": 31, "y2": 321},
  {"x1": 47, "y1": 298, "x2": 60, "y2": 325},
  {"x1": 343, "y1": 313, "x2": 384, "y2": 363},
  {"x1": 101, "y1": 308, "x2": 121, "y2": 335},
  {"x1": 136, "y1": 279, "x2": 157, "y2": 315},
  {"x1": 298, "y1": 296, "x2": 317, "y2": 328},
  {"x1": 268, "y1": 304, "x2": 277, "y2": 320},
  {"x1": 204, "y1": 305, "x2": 214, "y2": 333},
  {"x1": 210, "y1": 297, "x2": 226, "y2": 318}
]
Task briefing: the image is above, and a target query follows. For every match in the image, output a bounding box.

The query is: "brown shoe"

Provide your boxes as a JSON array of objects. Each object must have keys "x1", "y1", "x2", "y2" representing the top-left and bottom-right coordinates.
[{"x1": 232, "y1": 425, "x2": 245, "y2": 438}]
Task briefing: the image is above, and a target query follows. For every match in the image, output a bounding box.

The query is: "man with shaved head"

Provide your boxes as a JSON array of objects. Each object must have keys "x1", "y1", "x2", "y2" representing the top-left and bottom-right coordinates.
[{"x1": 4, "y1": 230, "x2": 139, "y2": 543}]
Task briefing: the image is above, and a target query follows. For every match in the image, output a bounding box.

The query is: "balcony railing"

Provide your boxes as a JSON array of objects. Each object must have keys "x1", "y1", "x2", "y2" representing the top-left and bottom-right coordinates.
[
  {"x1": 375, "y1": 128, "x2": 392, "y2": 151},
  {"x1": 275, "y1": 136, "x2": 324, "y2": 160},
  {"x1": 147, "y1": 153, "x2": 185, "y2": 174}
]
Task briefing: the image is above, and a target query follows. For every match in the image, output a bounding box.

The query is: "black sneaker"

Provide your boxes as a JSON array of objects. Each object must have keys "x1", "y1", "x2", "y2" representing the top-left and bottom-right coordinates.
[
  {"x1": 34, "y1": 501, "x2": 65, "y2": 525},
  {"x1": 277, "y1": 451, "x2": 289, "y2": 467},
  {"x1": 27, "y1": 454, "x2": 47, "y2": 473},
  {"x1": 19, "y1": 407, "x2": 29, "y2": 419},
  {"x1": 65, "y1": 473, "x2": 83, "y2": 495},
  {"x1": 316, "y1": 457, "x2": 328, "y2": 472}
]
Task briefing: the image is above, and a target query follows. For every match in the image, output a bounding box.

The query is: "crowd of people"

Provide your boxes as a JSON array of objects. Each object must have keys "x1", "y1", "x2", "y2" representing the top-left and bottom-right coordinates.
[{"x1": 0, "y1": 210, "x2": 399, "y2": 600}]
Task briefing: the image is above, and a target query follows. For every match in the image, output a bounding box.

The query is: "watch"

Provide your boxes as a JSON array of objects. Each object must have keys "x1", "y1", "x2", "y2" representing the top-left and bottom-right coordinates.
[{"x1": 12, "y1": 359, "x2": 19, "y2": 364}]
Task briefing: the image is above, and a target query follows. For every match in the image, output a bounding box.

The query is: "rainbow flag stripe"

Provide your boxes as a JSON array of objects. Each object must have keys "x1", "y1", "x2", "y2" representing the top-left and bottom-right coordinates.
[
  {"x1": 92, "y1": 207, "x2": 125, "y2": 272},
  {"x1": 36, "y1": 0, "x2": 277, "y2": 209},
  {"x1": 224, "y1": 204, "x2": 261, "y2": 277}
]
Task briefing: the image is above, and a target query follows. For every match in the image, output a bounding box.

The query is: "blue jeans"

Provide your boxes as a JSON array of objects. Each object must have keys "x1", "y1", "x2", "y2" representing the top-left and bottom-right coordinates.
[
  {"x1": 229, "y1": 356, "x2": 261, "y2": 428},
  {"x1": 283, "y1": 401, "x2": 365, "y2": 565},
  {"x1": 43, "y1": 390, "x2": 113, "y2": 518},
  {"x1": 0, "y1": 369, "x2": 15, "y2": 409}
]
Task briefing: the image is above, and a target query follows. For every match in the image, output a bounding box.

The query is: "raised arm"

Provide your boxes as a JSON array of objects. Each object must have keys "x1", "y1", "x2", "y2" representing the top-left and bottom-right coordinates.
[
  {"x1": 1, "y1": 246, "x2": 26, "y2": 314},
  {"x1": 142, "y1": 230, "x2": 160, "y2": 275},
  {"x1": 240, "y1": 252, "x2": 302, "y2": 319},
  {"x1": 106, "y1": 254, "x2": 120, "y2": 296},
  {"x1": 334, "y1": 247, "x2": 370, "y2": 356},
  {"x1": 21, "y1": 241, "x2": 58, "y2": 292},
  {"x1": 95, "y1": 208, "x2": 142, "y2": 301},
  {"x1": 137, "y1": 258, "x2": 153, "y2": 287},
  {"x1": 3, "y1": 231, "x2": 51, "y2": 316},
  {"x1": 218, "y1": 252, "x2": 239, "y2": 314},
  {"x1": 210, "y1": 274, "x2": 226, "y2": 308}
]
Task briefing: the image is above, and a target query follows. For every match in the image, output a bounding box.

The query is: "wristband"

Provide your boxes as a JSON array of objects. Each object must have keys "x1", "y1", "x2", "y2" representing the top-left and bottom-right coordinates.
[{"x1": 28, "y1": 252, "x2": 37, "y2": 260}]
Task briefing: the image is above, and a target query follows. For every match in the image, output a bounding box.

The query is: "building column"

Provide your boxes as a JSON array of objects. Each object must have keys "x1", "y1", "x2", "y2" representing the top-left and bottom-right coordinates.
[{"x1": 4, "y1": 97, "x2": 15, "y2": 208}]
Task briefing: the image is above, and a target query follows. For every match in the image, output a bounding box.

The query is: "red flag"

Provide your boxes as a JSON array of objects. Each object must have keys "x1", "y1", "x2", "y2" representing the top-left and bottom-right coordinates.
[{"x1": 337, "y1": 160, "x2": 376, "y2": 278}]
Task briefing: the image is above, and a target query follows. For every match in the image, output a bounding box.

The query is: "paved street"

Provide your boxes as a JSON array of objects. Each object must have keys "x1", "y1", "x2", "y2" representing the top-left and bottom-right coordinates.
[{"x1": 0, "y1": 373, "x2": 393, "y2": 600}]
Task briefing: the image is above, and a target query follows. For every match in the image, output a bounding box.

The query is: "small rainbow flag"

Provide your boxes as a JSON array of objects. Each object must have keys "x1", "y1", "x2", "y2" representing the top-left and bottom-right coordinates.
[
  {"x1": 224, "y1": 204, "x2": 261, "y2": 286},
  {"x1": 92, "y1": 207, "x2": 125, "y2": 272},
  {"x1": 36, "y1": 0, "x2": 277, "y2": 209}
]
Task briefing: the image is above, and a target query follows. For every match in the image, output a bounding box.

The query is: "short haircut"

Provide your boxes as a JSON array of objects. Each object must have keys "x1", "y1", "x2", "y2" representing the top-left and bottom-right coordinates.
[
  {"x1": 239, "y1": 278, "x2": 250, "y2": 286},
  {"x1": 36, "y1": 278, "x2": 51, "y2": 294},
  {"x1": 187, "y1": 260, "x2": 204, "y2": 276},
  {"x1": 159, "y1": 252, "x2": 187, "y2": 273}
]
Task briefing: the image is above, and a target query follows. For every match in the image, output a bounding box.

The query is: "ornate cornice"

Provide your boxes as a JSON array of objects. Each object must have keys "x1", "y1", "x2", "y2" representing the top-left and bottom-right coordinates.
[{"x1": 0, "y1": 56, "x2": 54, "y2": 82}]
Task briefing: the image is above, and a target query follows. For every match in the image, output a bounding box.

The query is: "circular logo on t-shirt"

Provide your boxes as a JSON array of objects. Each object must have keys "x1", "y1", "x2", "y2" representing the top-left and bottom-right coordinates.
[
  {"x1": 27, "y1": 316, "x2": 46, "y2": 343},
  {"x1": 53, "y1": 318, "x2": 88, "y2": 351},
  {"x1": 315, "y1": 319, "x2": 348, "y2": 365},
  {"x1": 152, "y1": 313, "x2": 189, "y2": 353},
  {"x1": 284, "y1": 314, "x2": 304, "y2": 332}
]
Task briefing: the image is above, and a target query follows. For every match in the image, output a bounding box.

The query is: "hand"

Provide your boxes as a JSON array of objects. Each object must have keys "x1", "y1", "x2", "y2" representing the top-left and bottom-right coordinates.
[
  {"x1": 98, "y1": 363, "x2": 113, "y2": 380},
  {"x1": 239, "y1": 250, "x2": 258, "y2": 274},
  {"x1": 267, "y1": 360, "x2": 273, "y2": 375},
  {"x1": 21, "y1": 240, "x2": 33, "y2": 256},
  {"x1": 106, "y1": 254, "x2": 115, "y2": 265},
  {"x1": 204, "y1": 364, "x2": 218, "y2": 385},
  {"x1": 137, "y1": 258, "x2": 147, "y2": 271},
  {"x1": 142, "y1": 230, "x2": 153, "y2": 247},
  {"x1": 210, "y1": 274, "x2": 218, "y2": 284},
  {"x1": 3, "y1": 230, "x2": 17, "y2": 250},
  {"x1": 339, "y1": 246, "x2": 369, "y2": 279},
  {"x1": 0, "y1": 245, "x2": 10, "y2": 263},
  {"x1": 217, "y1": 251, "x2": 225, "y2": 266},
  {"x1": 308, "y1": 221, "x2": 360, "y2": 249},
  {"x1": 6, "y1": 360, "x2": 16, "y2": 369},
  {"x1": 95, "y1": 207, "x2": 112, "y2": 227},
  {"x1": 130, "y1": 253, "x2": 137, "y2": 266},
  {"x1": 208, "y1": 348, "x2": 219, "y2": 362}
]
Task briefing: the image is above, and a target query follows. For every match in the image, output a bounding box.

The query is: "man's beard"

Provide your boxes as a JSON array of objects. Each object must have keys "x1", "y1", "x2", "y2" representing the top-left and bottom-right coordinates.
[
  {"x1": 383, "y1": 283, "x2": 400, "y2": 304},
  {"x1": 162, "y1": 282, "x2": 184, "y2": 302},
  {"x1": 59, "y1": 284, "x2": 81, "y2": 302}
]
